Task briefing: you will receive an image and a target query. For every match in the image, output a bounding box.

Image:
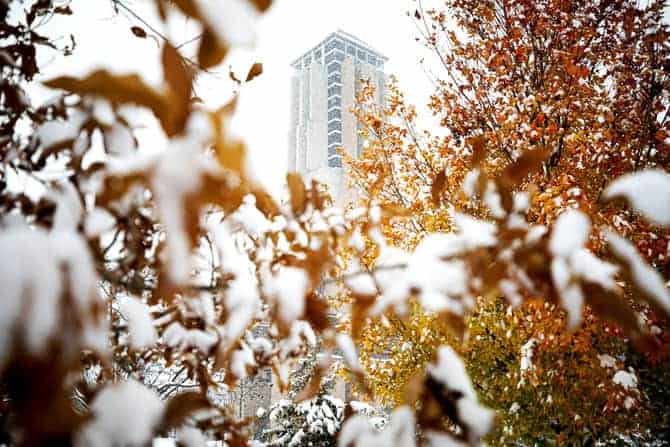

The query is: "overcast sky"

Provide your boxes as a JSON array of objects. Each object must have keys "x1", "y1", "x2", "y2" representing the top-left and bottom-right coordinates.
[{"x1": 36, "y1": 0, "x2": 440, "y2": 195}]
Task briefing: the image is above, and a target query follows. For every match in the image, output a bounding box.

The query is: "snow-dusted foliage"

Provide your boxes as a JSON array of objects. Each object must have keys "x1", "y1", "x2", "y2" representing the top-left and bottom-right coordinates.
[{"x1": 1, "y1": 0, "x2": 670, "y2": 446}]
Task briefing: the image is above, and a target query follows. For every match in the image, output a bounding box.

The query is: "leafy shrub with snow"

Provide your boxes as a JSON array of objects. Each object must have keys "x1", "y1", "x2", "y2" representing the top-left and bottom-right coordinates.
[{"x1": 1, "y1": 0, "x2": 670, "y2": 447}]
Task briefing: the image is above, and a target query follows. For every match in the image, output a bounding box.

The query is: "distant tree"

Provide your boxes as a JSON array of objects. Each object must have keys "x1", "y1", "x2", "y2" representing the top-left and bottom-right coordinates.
[
  {"x1": 341, "y1": 0, "x2": 670, "y2": 444},
  {"x1": 1, "y1": 0, "x2": 670, "y2": 446}
]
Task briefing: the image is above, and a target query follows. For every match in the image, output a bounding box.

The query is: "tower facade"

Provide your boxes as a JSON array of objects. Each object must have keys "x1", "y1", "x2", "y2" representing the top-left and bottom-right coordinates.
[{"x1": 288, "y1": 30, "x2": 386, "y2": 198}]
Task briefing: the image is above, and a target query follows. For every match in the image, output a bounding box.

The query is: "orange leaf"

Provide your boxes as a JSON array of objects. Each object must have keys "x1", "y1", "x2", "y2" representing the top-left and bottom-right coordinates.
[
  {"x1": 249, "y1": 0, "x2": 273, "y2": 12},
  {"x1": 431, "y1": 169, "x2": 447, "y2": 206},
  {"x1": 286, "y1": 172, "x2": 307, "y2": 216},
  {"x1": 198, "y1": 28, "x2": 228, "y2": 69},
  {"x1": 162, "y1": 43, "x2": 193, "y2": 136},
  {"x1": 245, "y1": 62, "x2": 263, "y2": 83}
]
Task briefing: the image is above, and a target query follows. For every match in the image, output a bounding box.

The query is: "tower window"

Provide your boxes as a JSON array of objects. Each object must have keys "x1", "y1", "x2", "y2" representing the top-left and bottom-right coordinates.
[
  {"x1": 328, "y1": 97, "x2": 341, "y2": 108},
  {"x1": 328, "y1": 132, "x2": 342, "y2": 144},
  {"x1": 328, "y1": 155, "x2": 342, "y2": 168},
  {"x1": 328, "y1": 109, "x2": 341, "y2": 121},
  {"x1": 327, "y1": 61, "x2": 341, "y2": 74}
]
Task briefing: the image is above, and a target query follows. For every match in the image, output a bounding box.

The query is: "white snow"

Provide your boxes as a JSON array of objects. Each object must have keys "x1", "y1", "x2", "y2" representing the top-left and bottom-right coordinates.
[
  {"x1": 613, "y1": 370, "x2": 638, "y2": 389},
  {"x1": 598, "y1": 354, "x2": 617, "y2": 369},
  {"x1": 271, "y1": 267, "x2": 309, "y2": 324},
  {"x1": 0, "y1": 197, "x2": 106, "y2": 368},
  {"x1": 175, "y1": 426, "x2": 206, "y2": 447},
  {"x1": 372, "y1": 223, "x2": 496, "y2": 316},
  {"x1": 104, "y1": 122, "x2": 136, "y2": 156},
  {"x1": 162, "y1": 322, "x2": 218, "y2": 354},
  {"x1": 509, "y1": 402, "x2": 520, "y2": 414},
  {"x1": 603, "y1": 169, "x2": 670, "y2": 226},
  {"x1": 520, "y1": 338, "x2": 536, "y2": 377},
  {"x1": 36, "y1": 108, "x2": 88, "y2": 149},
  {"x1": 548, "y1": 210, "x2": 617, "y2": 328},
  {"x1": 344, "y1": 259, "x2": 377, "y2": 296},
  {"x1": 77, "y1": 379, "x2": 164, "y2": 447},
  {"x1": 484, "y1": 181, "x2": 506, "y2": 218},
  {"x1": 336, "y1": 334, "x2": 361, "y2": 371},
  {"x1": 84, "y1": 207, "x2": 116, "y2": 237},
  {"x1": 453, "y1": 213, "x2": 498, "y2": 250},
  {"x1": 230, "y1": 343, "x2": 255, "y2": 379},
  {"x1": 549, "y1": 209, "x2": 590, "y2": 258},
  {"x1": 462, "y1": 169, "x2": 480, "y2": 198},
  {"x1": 339, "y1": 406, "x2": 415, "y2": 447},
  {"x1": 195, "y1": 0, "x2": 258, "y2": 48},
  {"x1": 606, "y1": 230, "x2": 670, "y2": 316},
  {"x1": 230, "y1": 194, "x2": 271, "y2": 237},
  {"x1": 348, "y1": 229, "x2": 367, "y2": 253},
  {"x1": 207, "y1": 221, "x2": 260, "y2": 349},
  {"x1": 119, "y1": 296, "x2": 157, "y2": 350},
  {"x1": 429, "y1": 346, "x2": 495, "y2": 440}
]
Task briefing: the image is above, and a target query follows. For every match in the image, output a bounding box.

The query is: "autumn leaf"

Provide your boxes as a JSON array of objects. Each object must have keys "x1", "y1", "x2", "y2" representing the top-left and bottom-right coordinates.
[
  {"x1": 161, "y1": 43, "x2": 193, "y2": 136},
  {"x1": 44, "y1": 71, "x2": 166, "y2": 116},
  {"x1": 159, "y1": 392, "x2": 209, "y2": 431},
  {"x1": 198, "y1": 28, "x2": 228, "y2": 69},
  {"x1": 249, "y1": 0, "x2": 273, "y2": 11},
  {"x1": 431, "y1": 169, "x2": 447, "y2": 205},
  {"x1": 245, "y1": 62, "x2": 263, "y2": 83},
  {"x1": 131, "y1": 26, "x2": 147, "y2": 38},
  {"x1": 287, "y1": 172, "x2": 307, "y2": 216}
]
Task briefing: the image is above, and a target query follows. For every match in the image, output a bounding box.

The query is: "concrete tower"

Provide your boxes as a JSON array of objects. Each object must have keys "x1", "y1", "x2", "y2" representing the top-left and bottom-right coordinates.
[{"x1": 288, "y1": 30, "x2": 387, "y2": 198}]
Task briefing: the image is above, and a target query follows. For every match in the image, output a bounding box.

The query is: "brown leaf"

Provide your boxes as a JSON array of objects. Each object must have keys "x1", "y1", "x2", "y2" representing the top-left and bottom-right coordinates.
[
  {"x1": 131, "y1": 26, "x2": 147, "y2": 38},
  {"x1": 198, "y1": 28, "x2": 228, "y2": 69},
  {"x1": 162, "y1": 43, "x2": 193, "y2": 136},
  {"x1": 251, "y1": 187, "x2": 281, "y2": 218},
  {"x1": 160, "y1": 392, "x2": 209, "y2": 431},
  {"x1": 44, "y1": 71, "x2": 171, "y2": 133},
  {"x1": 249, "y1": 0, "x2": 273, "y2": 11},
  {"x1": 431, "y1": 169, "x2": 447, "y2": 206},
  {"x1": 467, "y1": 135, "x2": 487, "y2": 166},
  {"x1": 304, "y1": 291, "x2": 331, "y2": 332},
  {"x1": 97, "y1": 172, "x2": 148, "y2": 206},
  {"x1": 45, "y1": 71, "x2": 164, "y2": 111},
  {"x1": 403, "y1": 371, "x2": 425, "y2": 407},
  {"x1": 500, "y1": 147, "x2": 549, "y2": 187},
  {"x1": 294, "y1": 364, "x2": 325, "y2": 402},
  {"x1": 245, "y1": 62, "x2": 263, "y2": 82},
  {"x1": 287, "y1": 172, "x2": 307, "y2": 216}
]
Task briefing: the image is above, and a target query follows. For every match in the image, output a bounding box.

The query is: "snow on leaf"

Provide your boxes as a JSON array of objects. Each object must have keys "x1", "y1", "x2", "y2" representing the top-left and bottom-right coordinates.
[
  {"x1": 77, "y1": 379, "x2": 164, "y2": 447},
  {"x1": 119, "y1": 296, "x2": 157, "y2": 350},
  {"x1": 605, "y1": 230, "x2": 670, "y2": 318},
  {"x1": 549, "y1": 209, "x2": 590, "y2": 258},
  {"x1": 163, "y1": 322, "x2": 218, "y2": 354},
  {"x1": 603, "y1": 169, "x2": 670, "y2": 226},
  {"x1": 336, "y1": 334, "x2": 360, "y2": 372},
  {"x1": 453, "y1": 213, "x2": 497, "y2": 250},
  {"x1": 549, "y1": 210, "x2": 617, "y2": 329},
  {"x1": 613, "y1": 370, "x2": 638, "y2": 390},
  {"x1": 84, "y1": 207, "x2": 116, "y2": 237},
  {"x1": 339, "y1": 406, "x2": 415, "y2": 447},
  {"x1": 272, "y1": 267, "x2": 309, "y2": 324},
  {"x1": 429, "y1": 346, "x2": 495, "y2": 441}
]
